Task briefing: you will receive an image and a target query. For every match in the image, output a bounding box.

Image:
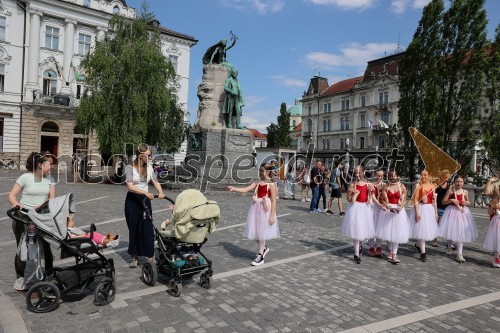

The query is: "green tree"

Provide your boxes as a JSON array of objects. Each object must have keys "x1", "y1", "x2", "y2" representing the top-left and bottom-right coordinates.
[
  {"x1": 398, "y1": 0, "x2": 445, "y2": 179},
  {"x1": 266, "y1": 103, "x2": 292, "y2": 148},
  {"x1": 76, "y1": 6, "x2": 184, "y2": 156},
  {"x1": 438, "y1": 0, "x2": 488, "y2": 165},
  {"x1": 482, "y1": 25, "x2": 500, "y2": 169}
]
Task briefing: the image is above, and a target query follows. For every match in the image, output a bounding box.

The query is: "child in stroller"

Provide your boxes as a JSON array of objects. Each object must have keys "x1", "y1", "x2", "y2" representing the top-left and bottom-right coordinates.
[
  {"x1": 142, "y1": 189, "x2": 220, "y2": 297},
  {"x1": 7, "y1": 193, "x2": 116, "y2": 313}
]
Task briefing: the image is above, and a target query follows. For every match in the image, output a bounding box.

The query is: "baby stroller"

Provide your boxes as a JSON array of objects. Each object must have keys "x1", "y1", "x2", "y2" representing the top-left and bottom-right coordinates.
[
  {"x1": 7, "y1": 193, "x2": 116, "y2": 313},
  {"x1": 142, "y1": 189, "x2": 220, "y2": 296}
]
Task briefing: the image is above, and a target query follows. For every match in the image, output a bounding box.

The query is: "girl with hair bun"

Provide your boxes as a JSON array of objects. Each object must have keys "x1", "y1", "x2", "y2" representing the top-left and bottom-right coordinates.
[{"x1": 483, "y1": 182, "x2": 500, "y2": 267}]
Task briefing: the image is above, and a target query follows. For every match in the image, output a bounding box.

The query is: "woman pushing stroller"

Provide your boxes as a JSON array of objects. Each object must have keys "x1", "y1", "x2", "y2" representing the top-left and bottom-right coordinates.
[
  {"x1": 227, "y1": 164, "x2": 280, "y2": 266},
  {"x1": 125, "y1": 144, "x2": 165, "y2": 268}
]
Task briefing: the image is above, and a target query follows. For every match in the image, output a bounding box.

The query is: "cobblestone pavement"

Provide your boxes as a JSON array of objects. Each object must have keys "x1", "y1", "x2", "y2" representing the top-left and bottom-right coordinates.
[{"x1": 0, "y1": 170, "x2": 498, "y2": 333}]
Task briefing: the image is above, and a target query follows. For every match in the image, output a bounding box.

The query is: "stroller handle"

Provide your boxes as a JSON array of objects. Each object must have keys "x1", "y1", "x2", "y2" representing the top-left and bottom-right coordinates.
[
  {"x1": 6, "y1": 206, "x2": 31, "y2": 223},
  {"x1": 151, "y1": 195, "x2": 175, "y2": 205}
]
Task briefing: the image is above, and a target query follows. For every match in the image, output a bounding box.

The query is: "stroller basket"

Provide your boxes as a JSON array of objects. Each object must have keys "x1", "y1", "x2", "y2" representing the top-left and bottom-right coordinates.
[{"x1": 55, "y1": 259, "x2": 104, "y2": 288}]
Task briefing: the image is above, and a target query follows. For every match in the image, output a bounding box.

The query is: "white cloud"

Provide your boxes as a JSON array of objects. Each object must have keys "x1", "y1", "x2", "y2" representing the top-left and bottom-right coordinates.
[
  {"x1": 244, "y1": 95, "x2": 267, "y2": 108},
  {"x1": 269, "y1": 75, "x2": 306, "y2": 88},
  {"x1": 391, "y1": 0, "x2": 407, "y2": 14},
  {"x1": 241, "y1": 109, "x2": 278, "y2": 132},
  {"x1": 412, "y1": 0, "x2": 431, "y2": 9},
  {"x1": 221, "y1": 0, "x2": 284, "y2": 14},
  {"x1": 306, "y1": 0, "x2": 375, "y2": 10},
  {"x1": 305, "y1": 42, "x2": 399, "y2": 70}
]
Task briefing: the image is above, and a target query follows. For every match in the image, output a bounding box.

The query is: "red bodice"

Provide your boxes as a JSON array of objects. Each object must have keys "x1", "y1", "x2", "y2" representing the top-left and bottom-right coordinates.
[
  {"x1": 387, "y1": 191, "x2": 401, "y2": 205},
  {"x1": 419, "y1": 187, "x2": 434, "y2": 204},
  {"x1": 355, "y1": 184, "x2": 369, "y2": 203},
  {"x1": 449, "y1": 193, "x2": 464, "y2": 205},
  {"x1": 256, "y1": 183, "x2": 271, "y2": 198}
]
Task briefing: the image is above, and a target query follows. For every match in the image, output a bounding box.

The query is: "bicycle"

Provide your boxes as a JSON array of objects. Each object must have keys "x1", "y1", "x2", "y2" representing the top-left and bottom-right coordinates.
[{"x1": 0, "y1": 155, "x2": 19, "y2": 169}]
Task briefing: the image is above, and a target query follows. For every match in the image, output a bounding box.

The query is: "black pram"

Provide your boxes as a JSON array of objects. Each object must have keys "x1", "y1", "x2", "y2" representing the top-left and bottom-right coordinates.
[{"x1": 7, "y1": 193, "x2": 116, "y2": 313}]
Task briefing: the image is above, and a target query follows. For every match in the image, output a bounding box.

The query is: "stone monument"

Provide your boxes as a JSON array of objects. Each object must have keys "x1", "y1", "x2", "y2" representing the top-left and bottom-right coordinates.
[{"x1": 181, "y1": 33, "x2": 255, "y2": 190}]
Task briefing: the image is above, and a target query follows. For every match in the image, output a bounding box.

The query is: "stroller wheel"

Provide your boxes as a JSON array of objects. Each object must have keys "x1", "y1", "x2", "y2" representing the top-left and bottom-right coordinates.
[
  {"x1": 200, "y1": 273, "x2": 212, "y2": 289},
  {"x1": 142, "y1": 262, "x2": 157, "y2": 286},
  {"x1": 26, "y1": 281, "x2": 60, "y2": 313},
  {"x1": 168, "y1": 279, "x2": 182, "y2": 297},
  {"x1": 94, "y1": 278, "x2": 116, "y2": 305}
]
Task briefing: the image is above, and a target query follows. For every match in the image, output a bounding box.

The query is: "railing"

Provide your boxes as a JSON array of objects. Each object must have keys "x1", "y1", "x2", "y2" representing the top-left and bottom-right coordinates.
[
  {"x1": 302, "y1": 131, "x2": 313, "y2": 138},
  {"x1": 33, "y1": 90, "x2": 74, "y2": 107}
]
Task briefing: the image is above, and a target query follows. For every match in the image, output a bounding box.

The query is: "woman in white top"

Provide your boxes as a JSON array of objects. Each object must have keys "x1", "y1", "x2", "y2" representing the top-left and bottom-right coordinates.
[
  {"x1": 125, "y1": 144, "x2": 164, "y2": 268},
  {"x1": 8, "y1": 152, "x2": 55, "y2": 290}
]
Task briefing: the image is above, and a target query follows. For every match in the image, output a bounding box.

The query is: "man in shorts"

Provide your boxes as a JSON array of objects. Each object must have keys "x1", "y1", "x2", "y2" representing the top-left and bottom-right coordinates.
[{"x1": 326, "y1": 161, "x2": 344, "y2": 215}]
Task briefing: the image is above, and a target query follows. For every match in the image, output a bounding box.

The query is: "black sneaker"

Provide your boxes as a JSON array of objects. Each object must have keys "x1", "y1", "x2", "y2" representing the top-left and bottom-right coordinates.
[
  {"x1": 339, "y1": 212, "x2": 345, "y2": 216},
  {"x1": 262, "y1": 247, "x2": 270, "y2": 258},
  {"x1": 359, "y1": 245, "x2": 363, "y2": 256},
  {"x1": 251, "y1": 254, "x2": 264, "y2": 266},
  {"x1": 325, "y1": 210, "x2": 333, "y2": 215},
  {"x1": 353, "y1": 255, "x2": 361, "y2": 264},
  {"x1": 420, "y1": 253, "x2": 427, "y2": 262},
  {"x1": 414, "y1": 243, "x2": 421, "y2": 254}
]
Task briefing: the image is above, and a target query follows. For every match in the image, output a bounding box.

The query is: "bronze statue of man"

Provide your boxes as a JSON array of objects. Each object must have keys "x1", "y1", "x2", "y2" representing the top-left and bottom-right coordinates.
[{"x1": 222, "y1": 68, "x2": 244, "y2": 129}]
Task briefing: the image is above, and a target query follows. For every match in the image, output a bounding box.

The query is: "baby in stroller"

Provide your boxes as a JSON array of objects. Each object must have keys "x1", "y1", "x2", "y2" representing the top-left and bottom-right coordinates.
[{"x1": 66, "y1": 215, "x2": 119, "y2": 248}]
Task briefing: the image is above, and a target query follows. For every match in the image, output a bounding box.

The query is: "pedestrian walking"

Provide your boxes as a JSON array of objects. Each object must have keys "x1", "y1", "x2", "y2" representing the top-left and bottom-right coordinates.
[
  {"x1": 125, "y1": 144, "x2": 165, "y2": 268},
  {"x1": 316, "y1": 165, "x2": 327, "y2": 212},
  {"x1": 375, "y1": 170, "x2": 411, "y2": 263},
  {"x1": 8, "y1": 152, "x2": 55, "y2": 290},
  {"x1": 341, "y1": 165, "x2": 376, "y2": 264},
  {"x1": 326, "y1": 161, "x2": 344, "y2": 216},
  {"x1": 438, "y1": 175, "x2": 478, "y2": 263},
  {"x1": 227, "y1": 164, "x2": 279, "y2": 266},
  {"x1": 298, "y1": 166, "x2": 311, "y2": 202},
  {"x1": 410, "y1": 170, "x2": 439, "y2": 262},
  {"x1": 284, "y1": 165, "x2": 296, "y2": 200},
  {"x1": 308, "y1": 160, "x2": 322, "y2": 213}
]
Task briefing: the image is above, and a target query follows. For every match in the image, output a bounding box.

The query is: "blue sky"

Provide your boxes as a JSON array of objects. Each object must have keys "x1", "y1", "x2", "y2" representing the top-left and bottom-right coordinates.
[{"x1": 127, "y1": 0, "x2": 499, "y2": 133}]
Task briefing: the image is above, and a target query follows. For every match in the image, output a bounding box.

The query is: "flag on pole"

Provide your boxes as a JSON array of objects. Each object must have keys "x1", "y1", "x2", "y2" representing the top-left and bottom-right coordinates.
[
  {"x1": 368, "y1": 120, "x2": 374, "y2": 129},
  {"x1": 378, "y1": 119, "x2": 389, "y2": 129}
]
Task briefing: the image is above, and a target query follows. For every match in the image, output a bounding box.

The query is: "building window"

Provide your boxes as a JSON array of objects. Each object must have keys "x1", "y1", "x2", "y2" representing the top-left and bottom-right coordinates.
[
  {"x1": 292, "y1": 120, "x2": 296, "y2": 127},
  {"x1": 45, "y1": 26, "x2": 59, "y2": 50},
  {"x1": 345, "y1": 118, "x2": 350, "y2": 130},
  {"x1": 323, "y1": 139, "x2": 330, "y2": 150},
  {"x1": 323, "y1": 119, "x2": 327, "y2": 132},
  {"x1": 113, "y1": 6, "x2": 120, "y2": 14},
  {"x1": 0, "y1": 16, "x2": 6, "y2": 42},
  {"x1": 83, "y1": 0, "x2": 91, "y2": 7},
  {"x1": 341, "y1": 99, "x2": 350, "y2": 110},
  {"x1": 360, "y1": 114, "x2": 365, "y2": 128},
  {"x1": 323, "y1": 102, "x2": 331, "y2": 113},
  {"x1": 41, "y1": 121, "x2": 59, "y2": 133},
  {"x1": 340, "y1": 117, "x2": 345, "y2": 131},
  {"x1": 169, "y1": 55, "x2": 178, "y2": 73},
  {"x1": 0, "y1": 118, "x2": 3, "y2": 152},
  {"x1": 340, "y1": 138, "x2": 346, "y2": 150},
  {"x1": 78, "y1": 33, "x2": 91, "y2": 55},
  {"x1": 360, "y1": 96, "x2": 365, "y2": 107},
  {"x1": 379, "y1": 136, "x2": 386, "y2": 149},
  {"x1": 381, "y1": 110, "x2": 389, "y2": 124},
  {"x1": 0, "y1": 64, "x2": 4, "y2": 92},
  {"x1": 379, "y1": 91, "x2": 388, "y2": 104},
  {"x1": 307, "y1": 119, "x2": 312, "y2": 133},
  {"x1": 308, "y1": 105, "x2": 311, "y2": 116},
  {"x1": 43, "y1": 70, "x2": 57, "y2": 96},
  {"x1": 76, "y1": 84, "x2": 82, "y2": 99},
  {"x1": 327, "y1": 119, "x2": 331, "y2": 131},
  {"x1": 360, "y1": 137, "x2": 365, "y2": 149}
]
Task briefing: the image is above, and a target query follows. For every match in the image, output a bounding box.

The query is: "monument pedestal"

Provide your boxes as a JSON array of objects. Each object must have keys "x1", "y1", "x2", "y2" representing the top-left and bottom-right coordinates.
[{"x1": 166, "y1": 63, "x2": 257, "y2": 191}]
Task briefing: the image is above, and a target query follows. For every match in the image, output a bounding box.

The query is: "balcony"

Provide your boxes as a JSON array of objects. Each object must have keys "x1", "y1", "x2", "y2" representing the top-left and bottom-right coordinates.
[
  {"x1": 371, "y1": 124, "x2": 389, "y2": 132},
  {"x1": 32, "y1": 90, "x2": 76, "y2": 107},
  {"x1": 302, "y1": 131, "x2": 313, "y2": 138}
]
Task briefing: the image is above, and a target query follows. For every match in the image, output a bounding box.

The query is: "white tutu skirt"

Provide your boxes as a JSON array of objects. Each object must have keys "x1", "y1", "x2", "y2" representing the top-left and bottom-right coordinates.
[
  {"x1": 438, "y1": 206, "x2": 477, "y2": 242},
  {"x1": 341, "y1": 202, "x2": 376, "y2": 241},
  {"x1": 372, "y1": 205, "x2": 383, "y2": 230},
  {"x1": 375, "y1": 204, "x2": 411, "y2": 244},
  {"x1": 483, "y1": 215, "x2": 500, "y2": 252},
  {"x1": 243, "y1": 198, "x2": 280, "y2": 240},
  {"x1": 409, "y1": 204, "x2": 439, "y2": 241}
]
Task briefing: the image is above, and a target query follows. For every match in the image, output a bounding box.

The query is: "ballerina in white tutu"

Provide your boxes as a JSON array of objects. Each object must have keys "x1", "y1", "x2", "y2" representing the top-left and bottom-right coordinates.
[
  {"x1": 376, "y1": 170, "x2": 410, "y2": 264},
  {"x1": 439, "y1": 175, "x2": 478, "y2": 263},
  {"x1": 409, "y1": 170, "x2": 439, "y2": 262},
  {"x1": 227, "y1": 164, "x2": 279, "y2": 266},
  {"x1": 342, "y1": 165, "x2": 378, "y2": 264},
  {"x1": 483, "y1": 179, "x2": 500, "y2": 268},
  {"x1": 368, "y1": 169, "x2": 386, "y2": 257}
]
